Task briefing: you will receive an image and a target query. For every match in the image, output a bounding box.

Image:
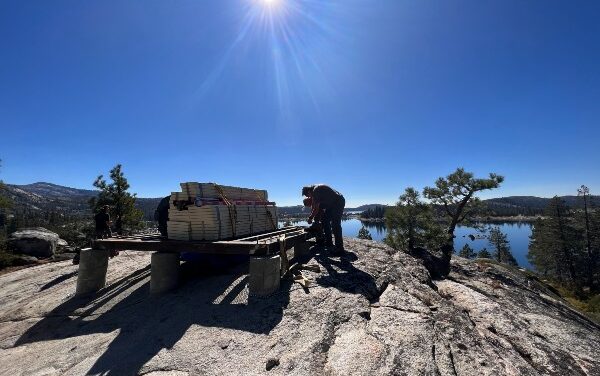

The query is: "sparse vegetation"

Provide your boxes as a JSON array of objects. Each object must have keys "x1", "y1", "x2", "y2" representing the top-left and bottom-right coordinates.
[
  {"x1": 458, "y1": 244, "x2": 477, "y2": 259},
  {"x1": 488, "y1": 227, "x2": 517, "y2": 266},
  {"x1": 385, "y1": 168, "x2": 503, "y2": 276},
  {"x1": 384, "y1": 187, "x2": 445, "y2": 252},
  {"x1": 89, "y1": 164, "x2": 144, "y2": 235},
  {"x1": 357, "y1": 226, "x2": 372, "y2": 240}
]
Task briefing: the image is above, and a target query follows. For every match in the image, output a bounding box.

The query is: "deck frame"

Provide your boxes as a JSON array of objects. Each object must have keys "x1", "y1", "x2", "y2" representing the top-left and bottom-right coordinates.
[{"x1": 92, "y1": 226, "x2": 313, "y2": 256}]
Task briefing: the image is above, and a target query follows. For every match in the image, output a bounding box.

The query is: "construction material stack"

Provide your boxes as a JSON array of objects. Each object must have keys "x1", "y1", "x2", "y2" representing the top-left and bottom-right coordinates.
[{"x1": 167, "y1": 182, "x2": 278, "y2": 241}]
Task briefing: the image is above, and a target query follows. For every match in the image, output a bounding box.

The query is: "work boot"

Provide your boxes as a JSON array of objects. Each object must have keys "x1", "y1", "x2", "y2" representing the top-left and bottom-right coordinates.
[{"x1": 332, "y1": 246, "x2": 346, "y2": 256}]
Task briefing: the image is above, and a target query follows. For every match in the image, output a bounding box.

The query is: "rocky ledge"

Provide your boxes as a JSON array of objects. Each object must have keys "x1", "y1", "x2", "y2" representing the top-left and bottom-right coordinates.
[{"x1": 0, "y1": 239, "x2": 599, "y2": 375}]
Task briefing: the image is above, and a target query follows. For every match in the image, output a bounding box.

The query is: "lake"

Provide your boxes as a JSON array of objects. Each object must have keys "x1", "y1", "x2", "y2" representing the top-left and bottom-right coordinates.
[{"x1": 280, "y1": 218, "x2": 534, "y2": 269}]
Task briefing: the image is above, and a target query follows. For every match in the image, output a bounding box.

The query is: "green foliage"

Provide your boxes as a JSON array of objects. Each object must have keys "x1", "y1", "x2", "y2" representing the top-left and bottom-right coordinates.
[
  {"x1": 477, "y1": 248, "x2": 492, "y2": 258},
  {"x1": 528, "y1": 197, "x2": 582, "y2": 283},
  {"x1": 575, "y1": 185, "x2": 599, "y2": 287},
  {"x1": 458, "y1": 243, "x2": 477, "y2": 259},
  {"x1": 488, "y1": 227, "x2": 517, "y2": 266},
  {"x1": 528, "y1": 191, "x2": 600, "y2": 291},
  {"x1": 384, "y1": 187, "x2": 445, "y2": 251},
  {"x1": 89, "y1": 164, "x2": 143, "y2": 235},
  {"x1": 357, "y1": 226, "x2": 373, "y2": 240},
  {"x1": 0, "y1": 159, "x2": 13, "y2": 232},
  {"x1": 423, "y1": 168, "x2": 503, "y2": 266}
]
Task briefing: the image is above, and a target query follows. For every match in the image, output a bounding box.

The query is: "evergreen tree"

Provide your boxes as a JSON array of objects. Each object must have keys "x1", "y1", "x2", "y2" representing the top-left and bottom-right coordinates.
[
  {"x1": 528, "y1": 197, "x2": 581, "y2": 283},
  {"x1": 488, "y1": 227, "x2": 517, "y2": 266},
  {"x1": 458, "y1": 243, "x2": 477, "y2": 259},
  {"x1": 357, "y1": 226, "x2": 373, "y2": 240},
  {"x1": 89, "y1": 164, "x2": 143, "y2": 235},
  {"x1": 0, "y1": 159, "x2": 12, "y2": 235},
  {"x1": 477, "y1": 248, "x2": 492, "y2": 258},
  {"x1": 577, "y1": 185, "x2": 598, "y2": 289},
  {"x1": 385, "y1": 187, "x2": 445, "y2": 252},
  {"x1": 423, "y1": 168, "x2": 504, "y2": 274}
]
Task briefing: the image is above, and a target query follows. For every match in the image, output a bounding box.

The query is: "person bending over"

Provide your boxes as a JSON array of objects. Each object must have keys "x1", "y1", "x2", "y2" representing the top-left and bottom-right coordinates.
[{"x1": 302, "y1": 184, "x2": 345, "y2": 253}]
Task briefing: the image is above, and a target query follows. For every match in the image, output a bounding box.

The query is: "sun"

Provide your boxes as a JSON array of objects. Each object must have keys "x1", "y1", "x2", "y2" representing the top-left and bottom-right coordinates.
[{"x1": 260, "y1": 0, "x2": 280, "y2": 7}]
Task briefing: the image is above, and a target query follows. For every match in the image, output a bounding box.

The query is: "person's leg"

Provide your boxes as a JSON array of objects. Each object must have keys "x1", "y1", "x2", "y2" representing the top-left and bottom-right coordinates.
[
  {"x1": 321, "y1": 209, "x2": 333, "y2": 247},
  {"x1": 332, "y1": 204, "x2": 344, "y2": 251}
]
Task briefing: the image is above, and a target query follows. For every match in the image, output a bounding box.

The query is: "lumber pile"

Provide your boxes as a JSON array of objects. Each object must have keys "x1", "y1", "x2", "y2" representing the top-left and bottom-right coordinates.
[{"x1": 167, "y1": 182, "x2": 277, "y2": 241}]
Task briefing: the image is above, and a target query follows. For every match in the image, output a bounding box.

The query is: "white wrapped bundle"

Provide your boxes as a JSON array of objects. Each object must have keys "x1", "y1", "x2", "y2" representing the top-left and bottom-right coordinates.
[
  {"x1": 180, "y1": 182, "x2": 268, "y2": 201},
  {"x1": 167, "y1": 198, "x2": 277, "y2": 241}
]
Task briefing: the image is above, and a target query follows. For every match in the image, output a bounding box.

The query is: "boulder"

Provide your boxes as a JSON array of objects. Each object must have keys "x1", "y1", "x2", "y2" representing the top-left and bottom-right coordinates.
[{"x1": 8, "y1": 228, "x2": 60, "y2": 258}]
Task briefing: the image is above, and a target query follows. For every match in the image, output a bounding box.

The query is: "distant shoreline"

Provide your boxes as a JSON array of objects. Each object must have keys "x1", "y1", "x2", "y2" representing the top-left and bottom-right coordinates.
[{"x1": 279, "y1": 214, "x2": 540, "y2": 224}]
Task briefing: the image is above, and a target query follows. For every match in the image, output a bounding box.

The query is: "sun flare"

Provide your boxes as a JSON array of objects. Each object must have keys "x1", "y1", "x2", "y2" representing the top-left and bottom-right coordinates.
[{"x1": 260, "y1": 0, "x2": 279, "y2": 7}]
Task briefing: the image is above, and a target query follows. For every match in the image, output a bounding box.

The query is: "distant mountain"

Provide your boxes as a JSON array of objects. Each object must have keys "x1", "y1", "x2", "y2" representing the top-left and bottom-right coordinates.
[
  {"x1": 11, "y1": 182, "x2": 97, "y2": 198},
  {"x1": 3, "y1": 182, "x2": 598, "y2": 221},
  {"x1": 484, "y1": 195, "x2": 599, "y2": 216},
  {"x1": 347, "y1": 204, "x2": 389, "y2": 212},
  {"x1": 3, "y1": 182, "x2": 162, "y2": 220}
]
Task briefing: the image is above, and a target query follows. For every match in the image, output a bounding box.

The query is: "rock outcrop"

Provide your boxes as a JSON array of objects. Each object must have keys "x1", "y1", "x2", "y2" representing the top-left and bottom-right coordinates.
[
  {"x1": 7, "y1": 227, "x2": 67, "y2": 258},
  {"x1": 0, "y1": 238, "x2": 598, "y2": 375}
]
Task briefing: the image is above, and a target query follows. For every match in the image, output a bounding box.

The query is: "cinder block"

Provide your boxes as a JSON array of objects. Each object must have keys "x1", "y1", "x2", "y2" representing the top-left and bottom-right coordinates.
[
  {"x1": 150, "y1": 252, "x2": 180, "y2": 294},
  {"x1": 249, "y1": 255, "x2": 281, "y2": 296},
  {"x1": 76, "y1": 249, "x2": 109, "y2": 296}
]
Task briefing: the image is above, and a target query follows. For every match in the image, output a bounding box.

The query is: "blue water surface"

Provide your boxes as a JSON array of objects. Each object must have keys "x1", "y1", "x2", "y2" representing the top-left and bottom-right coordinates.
[{"x1": 281, "y1": 218, "x2": 533, "y2": 269}]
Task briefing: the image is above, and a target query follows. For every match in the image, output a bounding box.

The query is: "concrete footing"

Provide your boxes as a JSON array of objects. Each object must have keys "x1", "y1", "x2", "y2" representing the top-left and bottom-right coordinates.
[
  {"x1": 294, "y1": 241, "x2": 311, "y2": 259},
  {"x1": 249, "y1": 255, "x2": 281, "y2": 297},
  {"x1": 76, "y1": 248, "x2": 109, "y2": 296},
  {"x1": 150, "y1": 252, "x2": 180, "y2": 294}
]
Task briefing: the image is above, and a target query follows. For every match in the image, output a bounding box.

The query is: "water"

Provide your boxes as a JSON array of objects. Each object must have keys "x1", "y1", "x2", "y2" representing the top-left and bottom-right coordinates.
[{"x1": 280, "y1": 218, "x2": 533, "y2": 269}]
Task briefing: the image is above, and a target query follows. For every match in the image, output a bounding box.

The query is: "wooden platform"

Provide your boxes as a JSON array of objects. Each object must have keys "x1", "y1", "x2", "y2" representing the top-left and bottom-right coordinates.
[{"x1": 92, "y1": 226, "x2": 313, "y2": 256}]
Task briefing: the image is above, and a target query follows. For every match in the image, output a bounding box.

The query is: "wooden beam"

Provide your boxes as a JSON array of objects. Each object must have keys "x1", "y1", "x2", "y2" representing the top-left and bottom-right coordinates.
[
  {"x1": 91, "y1": 226, "x2": 314, "y2": 256},
  {"x1": 93, "y1": 238, "x2": 264, "y2": 255}
]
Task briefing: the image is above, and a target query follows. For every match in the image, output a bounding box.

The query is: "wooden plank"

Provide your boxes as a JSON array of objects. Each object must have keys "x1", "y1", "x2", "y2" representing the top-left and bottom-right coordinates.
[
  {"x1": 93, "y1": 238, "x2": 266, "y2": 254},
  {"x1": 92, "y1": 226, "x2": 312, "y2": 255},
  {"x1": 234, "y1": 227, "x2": 301, "y2": 241}
]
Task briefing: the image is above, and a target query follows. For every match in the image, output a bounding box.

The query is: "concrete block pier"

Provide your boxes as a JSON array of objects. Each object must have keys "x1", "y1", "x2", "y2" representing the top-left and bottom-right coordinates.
[
  {"x1": 150, "y1": 252, "x2": 180, "y2": 294},
  {"x1": 248, "y1": 254, "x2": 281, "y2": 297},
  {"x1": 76, "y1": 248, "x2": 109, "y2": 296}
]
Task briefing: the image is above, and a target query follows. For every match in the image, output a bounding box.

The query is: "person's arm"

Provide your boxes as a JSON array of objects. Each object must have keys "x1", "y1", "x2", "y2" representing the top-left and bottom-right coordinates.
[{"x1": 308, "y1": 201, "x2": 320, "y2": 224}]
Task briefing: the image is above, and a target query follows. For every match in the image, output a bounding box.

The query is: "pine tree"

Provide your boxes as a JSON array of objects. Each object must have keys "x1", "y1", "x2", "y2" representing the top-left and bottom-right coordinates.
[
  {"x1": 89, "y1": 164, "x2": 143, "y2": 235},
  {"x1": 458, "y1": 243, "x2": 477, "y2": 259},
  {"x1": 528, "y1": 197, "x2": 581, "y2": 283},
  {"x1": 577, "y1": 185, "x2": 598, "y2": 289},
  {"x1": 488, "y1": 227, "x2": 517, "y2": 266},
  {"x1": 0, "y1": 159, "x2": 12, "y2": 236},
  {"x1": 477, "y1": 248, "x2": 492, "y2": 258},
  {"x1": 358, "y1": 226, "x2": 373, "y2": 240},
  {"x1": 385, "y1": 187, "x2": 445, "y2": 252},
  {"x1": 423, "y1": 168, "x2": 504, "y2": 274}
]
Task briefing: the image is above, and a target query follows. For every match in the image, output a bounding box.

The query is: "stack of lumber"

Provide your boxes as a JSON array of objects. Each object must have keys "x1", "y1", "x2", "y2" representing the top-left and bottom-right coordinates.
[{"x1": 167, "y1": 182, "x2": 277, "y2": 241}]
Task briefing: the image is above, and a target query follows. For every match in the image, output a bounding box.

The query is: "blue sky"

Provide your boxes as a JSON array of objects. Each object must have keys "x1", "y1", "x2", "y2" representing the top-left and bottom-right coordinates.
[{"x1": 1, "y1": 0, "x2": 599, "y2": 207}]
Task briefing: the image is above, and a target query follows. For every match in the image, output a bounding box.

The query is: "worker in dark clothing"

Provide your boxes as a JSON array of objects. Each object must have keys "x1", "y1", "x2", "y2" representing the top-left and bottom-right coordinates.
[
  {"x1": 302, "y1": 184, "x2": 345, "y2": 253},
  {"x1": 303, "y1": 197, "x2": 325, "y2": 246},
  {"x1": 94, "y1": 205, "x2": 112, "y2": 239},
  {"x1": 154, "y1": 196, "x2": 170, "y2": 237}
]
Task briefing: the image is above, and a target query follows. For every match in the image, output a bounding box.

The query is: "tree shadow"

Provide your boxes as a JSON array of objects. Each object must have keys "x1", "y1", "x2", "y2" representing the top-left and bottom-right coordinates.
[
  {"x1": 39, "y1": 271, "x2": 79, "y2": 291},
  {"x1": 313, "y1": 247, "x2": 380, "y2": 302},
  {"x1": 15, "y1": 259, "x2": 290, "y2": 375}
]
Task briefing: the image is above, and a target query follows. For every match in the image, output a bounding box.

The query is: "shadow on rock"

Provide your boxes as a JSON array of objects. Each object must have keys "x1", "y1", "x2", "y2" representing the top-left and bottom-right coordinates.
[
  {"x1": 16, "y1": 259, "x2": 290, "y2": 375},
  {"x1": 39, "y1": 271, "x2": 79, "y2": 291},
  {"x1": 313, "y1": 247, "x2": 380, "y2": 302}
]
